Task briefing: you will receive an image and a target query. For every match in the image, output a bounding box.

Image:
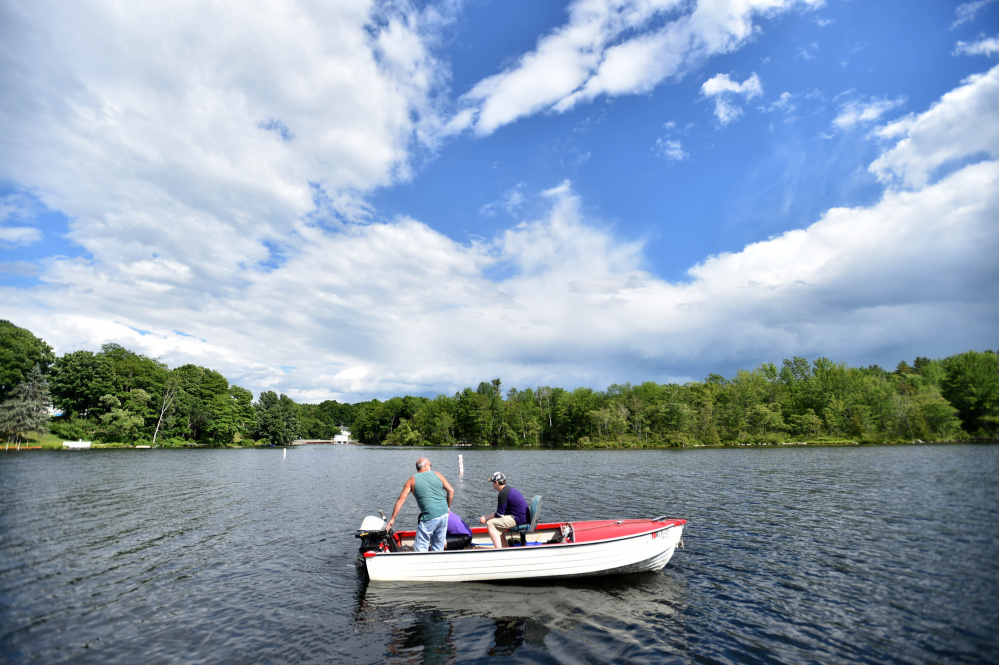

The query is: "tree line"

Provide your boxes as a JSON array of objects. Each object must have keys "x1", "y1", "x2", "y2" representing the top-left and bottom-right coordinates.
[
  {"x1": 1, "y1": 319, "x2": 996, "y2": 447},
  {"x1": 0, "y1": 320, "x2": 355, "y2": 446},
  {"x1": 349, "y1": 355, "x2": 998, "y2": 447}
]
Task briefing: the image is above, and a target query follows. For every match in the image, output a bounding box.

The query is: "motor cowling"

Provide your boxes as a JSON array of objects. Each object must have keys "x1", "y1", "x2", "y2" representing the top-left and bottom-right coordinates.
[{"x1": 355, "y1": 515, "x2": 397, "y2": 560}]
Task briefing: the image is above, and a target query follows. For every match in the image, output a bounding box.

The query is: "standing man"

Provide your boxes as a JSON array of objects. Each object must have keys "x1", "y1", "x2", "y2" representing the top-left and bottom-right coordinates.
[
  {"x1": 386, "y1": 457, "x2": 455, "y2": 552},
  {"x1": 479, "y1": 472, "x2": 528, "y2": 548}
]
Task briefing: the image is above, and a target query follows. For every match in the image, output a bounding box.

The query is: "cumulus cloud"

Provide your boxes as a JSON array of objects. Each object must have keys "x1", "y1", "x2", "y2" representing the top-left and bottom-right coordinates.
[
  {"x1": 701, "y1": 72, "x2": 763, "y2": 124},
  {"x1": 453, "y1": 0, "x2": 820, "y2": 135},
  {"x1": 2, "y1": 3, "x2": 997, "y2": 400},
  {"x1": 0, "y1": 0, "x2": 453, "y2": 286},
  {"x1": 870, "y1": 65, "x2": 999, "y2": 188},
  {"x1": 8, "y1": 62, "x2": 999, "y2": 398},
  {"x1": 8, "y1": 157, "x2": 996, "y2": 398},
  {"x1": 954, "y1": 35, "x2": 999, "y2": 56}
]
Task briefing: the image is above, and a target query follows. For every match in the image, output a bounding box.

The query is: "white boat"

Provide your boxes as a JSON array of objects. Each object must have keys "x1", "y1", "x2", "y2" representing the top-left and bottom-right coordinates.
[{"x1": 355, "y1": 515, "x2": 685, "y2": 583}]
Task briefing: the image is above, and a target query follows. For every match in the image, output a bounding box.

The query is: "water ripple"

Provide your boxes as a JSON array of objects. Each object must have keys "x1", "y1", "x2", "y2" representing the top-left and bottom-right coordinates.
[{"x1": 1, "y1": 445, "x2": 997, "y2": 664}]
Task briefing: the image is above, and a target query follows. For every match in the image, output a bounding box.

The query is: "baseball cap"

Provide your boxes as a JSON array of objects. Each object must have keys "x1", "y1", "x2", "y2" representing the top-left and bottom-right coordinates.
[{"x1": 488, "y1": 472, "x2": 506, "y2": 484}]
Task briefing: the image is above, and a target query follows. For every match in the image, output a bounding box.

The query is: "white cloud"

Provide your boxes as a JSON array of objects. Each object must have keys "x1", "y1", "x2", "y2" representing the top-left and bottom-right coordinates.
[
  {"x1": 0, "y1": 191, "x2": 44, "y2": 247},
  {"x1": 8, "y1": 151, "x2": 995, "y2": 398},
  {"x1": 0, "y1": 261, "x2": 40, "y2": 278},
  {"x1": 0, "y1": 226, "x2": 43, "y2": 246},
  {"x1": 9, "y1": 59, "x2": 999, "y2": 398},
  {"x1": 2, "y1": 4, "x2": 997, "y2": 401},
  {"x1": 654, "y1": 120, "x2": 689, "y2": 161},
  {"x1": 702, "y1": 72, "x2": 763, "y2": 124},
  {"x1": 479, "y1": 183, "x2": 528, "y2": 217},
  {"x1": 832, "y1": 96, "x2": 906, "y2": 130},
  {"x1": 701, "y1": 72, "x2": 763, "y2": 97},
  {"x1": 870, "y1": 65, "x2": 999, "y2": 188},
  {"x1": 952, "y1": 0, "x2": 997, "y2": 29},
  {"x1": 457, "y1": 0, "x2": 820, "y2": 135},
  {"x1": 655, "y1": 139, "x2": 689, "y2": 162},
  {"x1": 763, "y1": 91, "x2": 796, "y2": 113},
  {"x1": 0, "y1": 0, "x2": 453, "y2": 283},
  {"x1": 954, "y1": 35, "x2": 999, "y2": 56},
  {"x1": 796, "y1": 42, "x2": 819, "y2": 60}
]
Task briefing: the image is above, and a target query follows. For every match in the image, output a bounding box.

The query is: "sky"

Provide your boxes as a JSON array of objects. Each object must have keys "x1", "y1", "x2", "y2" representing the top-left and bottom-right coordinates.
[{"x1": 1, "y1": 0, "x2": 998, "y2": 404}]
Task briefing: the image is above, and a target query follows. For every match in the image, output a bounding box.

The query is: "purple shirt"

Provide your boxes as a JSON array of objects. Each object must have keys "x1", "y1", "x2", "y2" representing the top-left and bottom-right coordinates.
[
  {"x1": 447, "y1": 512, "x2": 472, "y2": 537},
  {"x1": 494, "y1": 486, "x2": 528, "y2": 525}
]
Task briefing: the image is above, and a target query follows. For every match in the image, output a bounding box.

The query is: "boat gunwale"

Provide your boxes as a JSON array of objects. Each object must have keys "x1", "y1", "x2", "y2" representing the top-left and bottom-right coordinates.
[{"x1": 363, "y1": 519, "x2": 685, "y2": 559}]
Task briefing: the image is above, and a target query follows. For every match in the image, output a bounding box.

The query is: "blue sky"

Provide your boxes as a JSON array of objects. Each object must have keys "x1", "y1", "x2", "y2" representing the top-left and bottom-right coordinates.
[{"x1": 1, "y1": 0, "x2": 998, "y2": 402}]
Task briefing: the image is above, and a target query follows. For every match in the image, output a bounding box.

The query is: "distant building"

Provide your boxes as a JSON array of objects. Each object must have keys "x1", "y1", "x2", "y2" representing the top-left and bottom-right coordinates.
[{"x1": 333, "y1": 429, "x2": 351, "y2": 444}]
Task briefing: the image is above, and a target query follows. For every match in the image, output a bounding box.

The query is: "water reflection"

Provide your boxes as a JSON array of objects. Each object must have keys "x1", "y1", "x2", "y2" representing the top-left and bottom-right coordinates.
[
  {"x1": 387, "y1": 608, "x2": 456, "y2": 665},
  {"x1": 489, "y1": 617, "x2": 526, "y2": 656},
  {"x1": 353, "y1": 572, "x2": 686, "y2": 662}
]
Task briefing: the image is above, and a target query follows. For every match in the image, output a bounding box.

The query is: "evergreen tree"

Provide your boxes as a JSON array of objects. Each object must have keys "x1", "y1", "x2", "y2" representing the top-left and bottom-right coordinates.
[{"x1": 0, "y1": 364, "x2": 52, "y2": 444}]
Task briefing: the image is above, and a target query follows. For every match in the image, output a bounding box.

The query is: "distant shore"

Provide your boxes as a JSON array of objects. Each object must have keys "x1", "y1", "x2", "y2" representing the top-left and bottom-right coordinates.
[{"x1": 5, "y1": 436, "x2": 995, "y2": 452}]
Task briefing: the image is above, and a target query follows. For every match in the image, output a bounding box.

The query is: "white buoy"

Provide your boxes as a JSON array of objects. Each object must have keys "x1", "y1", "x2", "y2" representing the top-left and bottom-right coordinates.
[
  {"x1": 283, "y1": 448, "x2": 287, "y2": 459},
  {"x1": 459, "y1": 454, "x2": 464, "y2": 476}
]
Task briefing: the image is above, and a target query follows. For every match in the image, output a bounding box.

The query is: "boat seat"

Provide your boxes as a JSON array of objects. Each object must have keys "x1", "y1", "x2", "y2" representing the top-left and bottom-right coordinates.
[{"x1": 507, "y1": 495, "x2": 542, "y2": 546}]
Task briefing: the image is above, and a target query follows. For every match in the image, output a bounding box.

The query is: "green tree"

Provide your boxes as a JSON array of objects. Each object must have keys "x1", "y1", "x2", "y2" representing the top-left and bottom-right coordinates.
[
  {"x1": 50, "y1": 350, "x2": 116, "y2": 418},
  {"x1": 171, "y1": 364, "x2": 230, "y2": 442},
  {"x1": 787, "y1": 409, "x2": 822, "y2": 438},
  {"x1": 0, "y1": 321, "x2": 55, "y2": 402},
  {"x1": 414, "y1": 394, "x2": 459, "y2": 446},
  {"x1": 0, "y1": 364, "x2": 52, "y2": 444},
  {"x1": 98, "y1": 390, "x2": 150, "y2": 443},
  {"x1": 588, "y1": 401, "x2": 629, "y2": 444},
  {"x1": 941, "y1": 351, "x2": 999, "y2": 437},
  {"x1": 913, "y1": 386, "x2": 963, "y2": 439},
  {"x1": 384, "y1": 419, "x2": 424, "y2": 445},
  {"x1": 504, "y1": 387, "x2": 542, "y2": 446},
  {"x1": 253, "y1": 391, "x2": 300, "y2": 445},
  {"x1": 97, "y1": 343, "x2": 169, "y2": 438},
  {"x1": 227, "y1": 385, "x2": 255, "y2": 442},
  {"x1": 351, "y1": 399, "x2": 382, "y2": 443},
  {"x1": 455, "y1": 387, "x2": 492, "y2": 445}
]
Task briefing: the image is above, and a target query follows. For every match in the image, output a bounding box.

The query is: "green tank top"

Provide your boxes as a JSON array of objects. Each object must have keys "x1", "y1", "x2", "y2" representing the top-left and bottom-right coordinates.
[{"x1": 413, "y1": 471, "x2": 448, "y2": 522}]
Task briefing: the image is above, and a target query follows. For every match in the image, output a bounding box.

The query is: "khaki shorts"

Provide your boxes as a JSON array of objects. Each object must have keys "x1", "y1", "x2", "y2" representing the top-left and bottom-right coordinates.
[{"x1": 486, "y1": 515, "x2": 518, "y2": 532}]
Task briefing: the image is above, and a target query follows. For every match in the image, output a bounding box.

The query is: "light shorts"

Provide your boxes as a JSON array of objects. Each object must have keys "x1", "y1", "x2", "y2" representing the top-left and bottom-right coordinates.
[{"x1": 485, "y1": 515, "x2": 518, "y2": 533}]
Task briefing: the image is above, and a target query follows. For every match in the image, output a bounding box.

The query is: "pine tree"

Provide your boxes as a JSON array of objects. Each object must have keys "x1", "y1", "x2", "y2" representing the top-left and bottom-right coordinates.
[{"x1": 0, "y1": 364, "x2": 52, "y2": 444}]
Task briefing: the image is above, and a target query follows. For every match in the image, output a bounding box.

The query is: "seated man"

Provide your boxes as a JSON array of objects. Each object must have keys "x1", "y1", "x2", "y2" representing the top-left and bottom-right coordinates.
[
  {"x1": 445, "y1": 511, "x2": 473, "y2": 550},
  {"x1": 478, "y1": 472, "x2": 528, "y2": 548}
]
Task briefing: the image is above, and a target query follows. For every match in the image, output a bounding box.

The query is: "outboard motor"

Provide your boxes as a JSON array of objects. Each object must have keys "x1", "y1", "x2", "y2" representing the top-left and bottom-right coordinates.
[{"x1": 355, "y1": 511, "x2": 397, "y2": 562}]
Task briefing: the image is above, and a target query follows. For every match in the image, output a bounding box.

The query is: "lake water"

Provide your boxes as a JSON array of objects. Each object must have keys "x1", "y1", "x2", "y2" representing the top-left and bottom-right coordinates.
[{"x1": 1, "y1": 444, "x2": 997, "y2": 664}]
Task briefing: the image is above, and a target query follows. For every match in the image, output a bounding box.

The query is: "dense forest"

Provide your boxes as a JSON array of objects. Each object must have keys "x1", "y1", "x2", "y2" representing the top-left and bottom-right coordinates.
[
  {"x1": 0, "y1": 321, "x2": 355, "y2": 447},
  {"x1": 1, "y1": 320, "x2": 997, "y2": 448}
]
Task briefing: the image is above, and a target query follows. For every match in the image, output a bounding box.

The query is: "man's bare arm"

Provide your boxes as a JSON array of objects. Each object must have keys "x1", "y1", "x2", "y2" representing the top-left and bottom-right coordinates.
[{"x1": 386, "y1": 478, "x2": 414, "y2": 529}]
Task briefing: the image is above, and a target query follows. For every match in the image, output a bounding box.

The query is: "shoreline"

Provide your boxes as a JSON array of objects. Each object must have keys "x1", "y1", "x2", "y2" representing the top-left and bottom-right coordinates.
[{"x1": 4, "y1": 438, "x2": 995, "y2": 452}]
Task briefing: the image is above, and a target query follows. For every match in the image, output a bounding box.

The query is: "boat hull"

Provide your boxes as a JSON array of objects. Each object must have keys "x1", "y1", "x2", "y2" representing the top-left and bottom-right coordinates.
[{"x1": 362, "y1": 519, "x2": 684, "y2": 583}]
